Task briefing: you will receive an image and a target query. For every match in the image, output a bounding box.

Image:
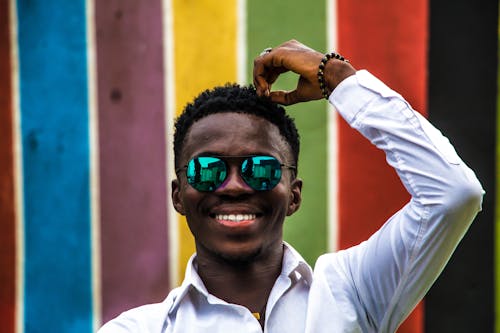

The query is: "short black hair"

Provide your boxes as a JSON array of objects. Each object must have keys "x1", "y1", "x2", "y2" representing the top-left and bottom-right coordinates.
[{"x1": 173, "y1": 84, "x2": 300, "y2": 171}]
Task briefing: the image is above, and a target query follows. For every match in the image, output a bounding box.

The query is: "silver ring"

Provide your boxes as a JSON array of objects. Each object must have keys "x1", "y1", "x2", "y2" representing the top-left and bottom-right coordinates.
[{"x1": 259, "y1": 47, "x2": 272, "y2": 56}]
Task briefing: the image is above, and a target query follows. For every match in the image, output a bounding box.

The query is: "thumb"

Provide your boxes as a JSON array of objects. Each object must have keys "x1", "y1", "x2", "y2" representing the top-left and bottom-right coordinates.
[{"x1": 268, "y1": 89, "x2": 300, "y2": 106}]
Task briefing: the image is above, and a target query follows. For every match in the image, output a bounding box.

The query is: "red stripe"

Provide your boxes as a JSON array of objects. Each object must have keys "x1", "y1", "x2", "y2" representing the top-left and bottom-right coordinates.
[
  {"x1": 95, "y1": 1, "x2": 170, "y2": 323},
  {"x1": 0, "y1": 1, "x2": 16, "y2": 332},
  {"x1": 336, "y1": 0, "x2": 428, "y2": 332}
]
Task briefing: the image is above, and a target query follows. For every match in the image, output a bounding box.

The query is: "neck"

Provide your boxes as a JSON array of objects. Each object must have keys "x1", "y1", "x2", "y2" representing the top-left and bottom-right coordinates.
[{"x1": 195, "y1": 243, "x2": 284, "y2": 315}]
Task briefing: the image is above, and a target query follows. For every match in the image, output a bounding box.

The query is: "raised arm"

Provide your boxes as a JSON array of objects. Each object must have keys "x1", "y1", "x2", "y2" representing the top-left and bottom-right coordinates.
[
  {"x1": 324, "y1": 71, "x2": 483, "y2": 331},
  {"x1": 254, "y1": 40, "x2": 484, "y2": 331}
]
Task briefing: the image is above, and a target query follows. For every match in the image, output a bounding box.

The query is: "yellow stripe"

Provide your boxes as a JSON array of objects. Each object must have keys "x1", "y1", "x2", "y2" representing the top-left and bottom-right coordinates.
[{"x1": 172, "y1": 0, "x2": 238, "y2": 284}]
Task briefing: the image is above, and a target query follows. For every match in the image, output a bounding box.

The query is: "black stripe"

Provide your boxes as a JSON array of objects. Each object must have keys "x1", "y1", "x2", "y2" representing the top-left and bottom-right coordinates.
[{"x1": 426, "y1": 0, "x2": 497, "y2": 332}]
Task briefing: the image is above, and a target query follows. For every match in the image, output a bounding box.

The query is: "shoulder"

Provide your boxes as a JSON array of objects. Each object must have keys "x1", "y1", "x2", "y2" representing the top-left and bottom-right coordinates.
[
  {"x1": 97, "y1": 291, "x2": 178, "y2": 333},
  {"x1": 97, "y1": 303, "x2": 168, "y2": 333},
  {"x1": 312, "y1": 245, "x2": 369, "y2": 290}
]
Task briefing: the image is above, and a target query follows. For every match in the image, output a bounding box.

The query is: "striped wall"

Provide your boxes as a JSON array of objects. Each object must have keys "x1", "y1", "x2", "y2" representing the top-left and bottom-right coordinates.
[{"x1": 0, "y1": 0, "x2": 496, "y2": 332}]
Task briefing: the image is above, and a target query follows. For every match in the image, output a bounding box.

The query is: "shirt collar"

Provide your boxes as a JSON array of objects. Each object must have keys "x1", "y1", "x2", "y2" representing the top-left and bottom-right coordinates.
[
  {"x1": 168, "y1": 242, "x2": 313, "y2": 314},
  {"x1": 281, "y1": 242, "x2": 313, "y2": 284},
  {"x1": 168, "y1": 254, "x2": 205, "y2": 314}
]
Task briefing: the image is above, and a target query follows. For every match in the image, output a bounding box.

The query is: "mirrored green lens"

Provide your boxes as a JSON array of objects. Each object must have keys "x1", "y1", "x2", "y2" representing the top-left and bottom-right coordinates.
[
  {"x1": 241, "y1": 156, "x2": 282, "y2": 191},
  {"x1": 186, "y1": 157, "x2": 227, "y2": 191}
]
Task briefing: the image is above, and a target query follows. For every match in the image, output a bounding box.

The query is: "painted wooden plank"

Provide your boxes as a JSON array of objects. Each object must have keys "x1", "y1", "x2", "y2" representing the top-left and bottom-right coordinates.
[
  {"x1": 247, "y1": 0, "x2": 328, "y2": 265},
  {"x1": 94, "y1": 0, "x2": 170, "y2": 323},
  {"x1": 426, "y1": 1, "x2": 496, "y2": 332},
  {"x1": 16, "y1": 0, "x2": 93, "y2": 331},
  {"x1": 336, "y1": 0, "x2": 428, "y2": 331},
  {"x1": 0, "y1": 1, "x2": 16, "y2": 331},
  {"x1": 171, "y1": 0, "x2": 239, "y2": 283}
]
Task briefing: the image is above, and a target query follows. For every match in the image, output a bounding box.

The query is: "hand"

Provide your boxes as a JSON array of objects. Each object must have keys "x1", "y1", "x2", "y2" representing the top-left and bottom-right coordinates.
[{"x1": 253, "y1": 40, "x2": 355, "y2": 105}]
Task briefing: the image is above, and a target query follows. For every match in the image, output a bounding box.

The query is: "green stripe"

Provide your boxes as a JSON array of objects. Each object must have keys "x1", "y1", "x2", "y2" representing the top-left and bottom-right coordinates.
[{"x1": 246, "y1": 0, "x2": 328, "y2": 264}]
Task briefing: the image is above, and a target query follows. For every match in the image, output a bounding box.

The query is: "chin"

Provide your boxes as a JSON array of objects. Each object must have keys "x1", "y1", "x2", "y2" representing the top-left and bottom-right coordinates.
[
  {"x1": 218, "y1": 248, "x2": 263, "y2": 265},
  {"x1": 205, "y1": 242, "x2": 264, "y2": 265}
]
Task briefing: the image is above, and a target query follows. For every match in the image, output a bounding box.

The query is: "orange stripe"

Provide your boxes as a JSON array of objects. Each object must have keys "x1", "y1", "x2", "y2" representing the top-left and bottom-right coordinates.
[{"x1": 0, "y1": 1, "x2": 16, "y2": 331}]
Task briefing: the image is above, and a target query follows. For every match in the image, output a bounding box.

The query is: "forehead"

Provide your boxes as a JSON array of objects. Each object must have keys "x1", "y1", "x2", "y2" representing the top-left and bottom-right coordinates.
[{"x1": 181, "y1": 112, "x2": 291, "y2": 162}]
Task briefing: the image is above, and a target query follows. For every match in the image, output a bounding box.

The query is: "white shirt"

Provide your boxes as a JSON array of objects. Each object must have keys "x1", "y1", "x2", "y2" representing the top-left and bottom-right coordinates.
[{"x1": 98, "y1": 71, "x2": 484, "y2": 333}]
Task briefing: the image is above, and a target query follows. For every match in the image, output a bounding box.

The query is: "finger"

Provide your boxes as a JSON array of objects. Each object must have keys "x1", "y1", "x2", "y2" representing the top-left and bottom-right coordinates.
[
  {"x1": 253, "y1": 58, "x2": 270, "y2": 96},
  {"x1": 254, "y1": 68, "x2": 289, "y2": 98},
  {"x1": 253, "y1": 51, "x2": 289, "y2": 96},
  {"x1": 254, "y1": 75, "x2": 270, "y2": 97}
]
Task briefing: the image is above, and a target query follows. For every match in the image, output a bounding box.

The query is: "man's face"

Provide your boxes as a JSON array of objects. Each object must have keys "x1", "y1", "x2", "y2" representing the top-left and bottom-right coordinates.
[{"x1": 172, "y1": 112, "x2": 302, "y2": 263}]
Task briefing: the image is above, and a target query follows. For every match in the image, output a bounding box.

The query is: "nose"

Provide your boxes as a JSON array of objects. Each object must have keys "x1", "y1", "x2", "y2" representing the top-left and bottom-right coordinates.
[{"x1": 215, "y1": 165, "x2": 253, "y2": 195}]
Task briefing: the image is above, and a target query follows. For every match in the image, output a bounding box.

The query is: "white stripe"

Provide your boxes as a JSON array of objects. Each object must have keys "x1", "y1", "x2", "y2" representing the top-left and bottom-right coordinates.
[
  {"x1": 326, "y1": 0, "x2": 339, "y2": 252},
  {"x1": 86, "y1": 0, "x2": 102, "y2": 329},
  {"x1": 236, "y1": 0, "x2": 247, "y2": 84},
  {"x1": 163, "y1": 0, "x2": 179, "y2": 288},
  {"x1": 10, "y1": 0, "x2": 24, "y2": 331}
]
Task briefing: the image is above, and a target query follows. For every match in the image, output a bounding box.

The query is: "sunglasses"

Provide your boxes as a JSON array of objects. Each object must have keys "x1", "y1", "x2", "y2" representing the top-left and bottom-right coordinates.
[{"x1": 177, "y1": 155, "x2": 296, "y2": 192}]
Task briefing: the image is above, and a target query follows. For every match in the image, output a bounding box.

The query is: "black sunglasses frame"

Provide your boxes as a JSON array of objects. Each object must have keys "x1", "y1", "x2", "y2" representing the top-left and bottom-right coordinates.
[{"x1": 176, "y1": 155, "x2": 296, "y2": 192}]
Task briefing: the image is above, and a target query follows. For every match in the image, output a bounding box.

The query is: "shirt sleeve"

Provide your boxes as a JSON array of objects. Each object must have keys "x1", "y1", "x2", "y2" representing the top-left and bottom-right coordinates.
[{"x1": 327, "y1": 70, "x2": 484, "y2": 332}]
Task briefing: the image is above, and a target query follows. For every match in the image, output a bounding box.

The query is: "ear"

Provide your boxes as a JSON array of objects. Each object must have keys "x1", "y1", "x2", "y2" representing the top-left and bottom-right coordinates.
[
  {"x1": 286, "y1": 178, "x2": 302, "y2": 216},
  {"x1": 171, "y1": 179, "x2": 186, "y2": 216}
]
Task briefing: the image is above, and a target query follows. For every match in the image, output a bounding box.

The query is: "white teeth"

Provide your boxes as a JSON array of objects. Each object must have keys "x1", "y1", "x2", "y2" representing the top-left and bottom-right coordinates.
[{"x1": 215, "y1": 214, "x2": 256, "y2": 222}]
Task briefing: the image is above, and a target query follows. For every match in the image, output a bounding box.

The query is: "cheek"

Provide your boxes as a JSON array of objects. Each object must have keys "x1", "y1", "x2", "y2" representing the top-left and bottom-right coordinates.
[
  {"x1": 178, "y1": 185, "x2": 204, "y2": 218},
  {"x1": 181, "y1": 190, "x2": 207, "y2": 237},
  {"x1": 182, "y1": 189, "x2": 202, "y2": 213},
  {"x1": 265, "y1": 186, "x2": 291, "y2": 219}
]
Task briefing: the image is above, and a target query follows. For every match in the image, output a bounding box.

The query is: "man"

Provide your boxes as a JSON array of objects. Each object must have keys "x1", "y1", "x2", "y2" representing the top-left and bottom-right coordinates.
[{"x1": 99, "y1": 40, "x2": 483, "y2": 332}]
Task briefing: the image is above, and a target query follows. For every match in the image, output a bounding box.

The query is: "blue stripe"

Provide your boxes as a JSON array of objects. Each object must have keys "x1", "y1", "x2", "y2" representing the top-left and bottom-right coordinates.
[{"x1": 16, "y1": 1, "x2": 93, "y2": 331}]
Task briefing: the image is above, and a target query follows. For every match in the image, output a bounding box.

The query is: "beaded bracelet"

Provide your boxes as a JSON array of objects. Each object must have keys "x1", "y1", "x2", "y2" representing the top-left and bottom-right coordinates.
[{"x1": 317, "y1": 52, "x2": 349, "y2": 99}]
